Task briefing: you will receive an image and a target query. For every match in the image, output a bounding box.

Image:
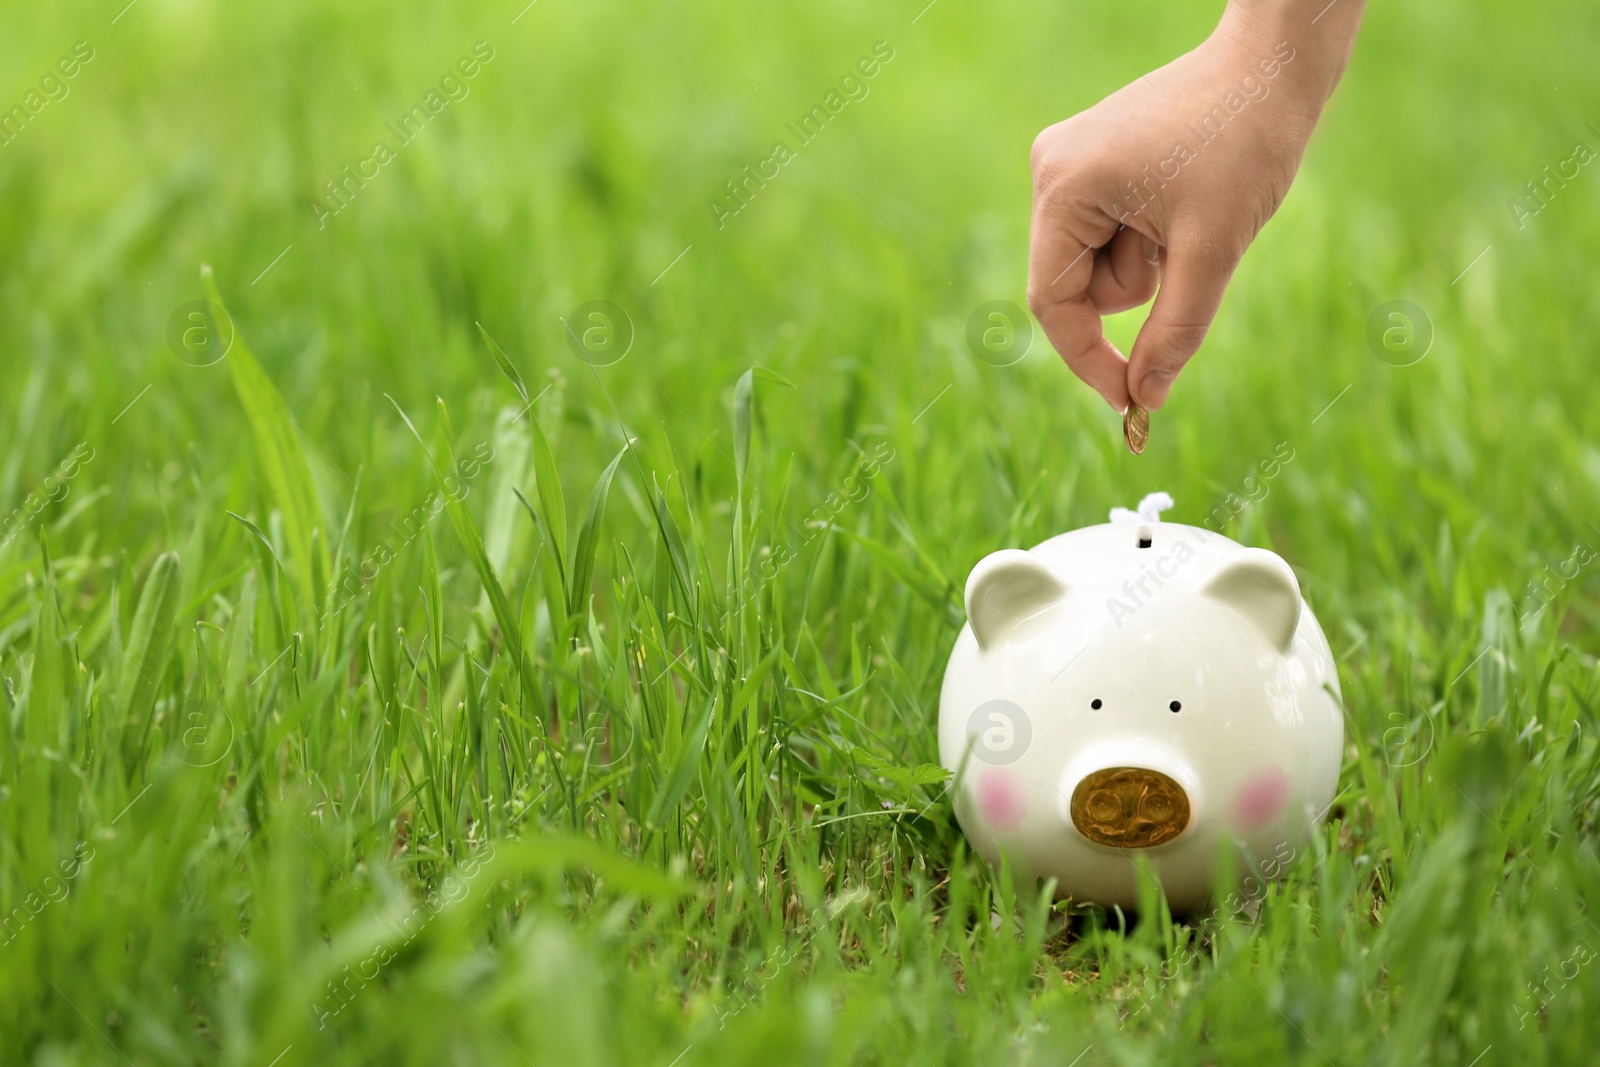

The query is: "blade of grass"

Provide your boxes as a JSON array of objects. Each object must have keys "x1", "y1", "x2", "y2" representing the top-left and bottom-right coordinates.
[
  {"x1": 202, "y1": 264, "x2": 327, "y2": 610},
  {"x1": 568, "y1": 441, "x2": 631, "y2": 620},
  {"x1": 385, "y1": 395, "x2": 544, "y2": 705},
  {"x1": 113, "y1": 550, "x2": 181, "y2": 771}
]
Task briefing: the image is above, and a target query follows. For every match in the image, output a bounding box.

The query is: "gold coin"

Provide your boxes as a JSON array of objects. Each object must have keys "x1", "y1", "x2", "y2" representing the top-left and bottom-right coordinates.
[
  {"x1": 1070, "y1": 766, "x2": 1190, "y2": 849},
  {"x1": 1123, "y1": 402, "x2": 1149, "y2": 455}
]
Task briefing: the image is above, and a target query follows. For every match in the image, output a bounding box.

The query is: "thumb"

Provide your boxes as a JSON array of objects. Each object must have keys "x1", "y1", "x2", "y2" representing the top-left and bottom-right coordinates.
[{"x1": 1126, "y1": 239, "x2": 1240, "y2": 409}]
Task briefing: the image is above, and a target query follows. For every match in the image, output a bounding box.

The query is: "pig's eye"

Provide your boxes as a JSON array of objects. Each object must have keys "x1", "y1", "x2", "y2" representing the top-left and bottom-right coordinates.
[
  {"x1": 1090, "y1": 698, "x2": 1103, "y2": 710},
  {"x1": 1169, "y1": 700, "x2": 1182, "y2": 713}
]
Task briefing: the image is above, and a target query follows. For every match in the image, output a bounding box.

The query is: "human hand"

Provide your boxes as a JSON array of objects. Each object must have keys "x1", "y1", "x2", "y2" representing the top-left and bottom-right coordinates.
[{"x1": 1026, "y1": 0, "x2": 1364, "y2": 412}]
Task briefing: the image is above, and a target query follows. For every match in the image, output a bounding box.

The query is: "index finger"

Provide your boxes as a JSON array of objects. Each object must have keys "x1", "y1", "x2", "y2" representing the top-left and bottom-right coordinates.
[{"x1": 1026, "y1": 197, "x2": 1128, "y2": 411}]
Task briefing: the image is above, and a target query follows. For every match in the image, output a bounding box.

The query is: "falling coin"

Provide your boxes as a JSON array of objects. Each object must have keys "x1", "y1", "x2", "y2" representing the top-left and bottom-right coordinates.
[{"x1": 1123, "y1": 403, "x2": 1149, "y2": 454}]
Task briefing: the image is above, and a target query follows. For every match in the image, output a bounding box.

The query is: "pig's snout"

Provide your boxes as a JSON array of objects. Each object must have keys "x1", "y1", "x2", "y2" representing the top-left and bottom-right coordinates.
[{"x1": 1069, "y1": 766, "x2": 1191, "y2": 849}]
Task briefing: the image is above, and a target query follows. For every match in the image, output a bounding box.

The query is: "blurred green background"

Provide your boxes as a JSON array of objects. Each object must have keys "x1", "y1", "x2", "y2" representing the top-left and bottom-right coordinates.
[{"x1": 0, "y1": 0, "x2": 1597, "y2": 1063}]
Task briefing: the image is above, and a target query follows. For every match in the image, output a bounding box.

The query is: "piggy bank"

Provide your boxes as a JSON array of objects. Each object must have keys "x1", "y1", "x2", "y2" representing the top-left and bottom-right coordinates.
[{"x1": 938, "y1": 494, "x2": 1342, "y2": 912}]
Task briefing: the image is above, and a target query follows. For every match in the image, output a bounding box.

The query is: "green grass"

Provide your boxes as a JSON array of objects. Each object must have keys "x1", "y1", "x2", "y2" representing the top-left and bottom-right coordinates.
[{"x1": 2, "y1": 0, "x2": 1599, "y2": 1063}]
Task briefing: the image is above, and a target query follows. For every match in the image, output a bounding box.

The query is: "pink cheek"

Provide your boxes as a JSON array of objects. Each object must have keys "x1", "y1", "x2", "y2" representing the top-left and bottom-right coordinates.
[
  {"x1": 976, "y1": 768, "x2": 1026, "y2": 831},
  {"x1": 1231, "y1": 766, "x2": 1292, "y2": 831}
]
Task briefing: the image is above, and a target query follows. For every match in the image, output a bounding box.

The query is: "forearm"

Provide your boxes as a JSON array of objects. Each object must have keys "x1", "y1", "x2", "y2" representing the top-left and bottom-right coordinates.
[{"x1": 1214, "y1": 0, "x2": 1366, "y2": 127}]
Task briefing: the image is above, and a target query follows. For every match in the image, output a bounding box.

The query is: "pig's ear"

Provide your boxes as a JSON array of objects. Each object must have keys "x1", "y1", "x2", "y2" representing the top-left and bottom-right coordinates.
[
  {"x1": 965, "y1": 550, "x2": 1068, "y2": 650},
  {"x1": 1199, "y1": 549, "x2": 1301, "y2": 652}
]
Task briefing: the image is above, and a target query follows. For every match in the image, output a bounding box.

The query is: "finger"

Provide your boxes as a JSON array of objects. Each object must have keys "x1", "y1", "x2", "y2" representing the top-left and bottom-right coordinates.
[
  {"x1": 1126, "y1": 238, "x2": 1240, "y2": 409},
  {"x1": 1086, "y1": 226, "x2": 1161, "y2": 314},
  {"x1": 1038, "y1": 295, "x2": 1131, "y2": 412},
  {"x1": 1027, "y1": 198, "x2": 1128, "y2": 410}
]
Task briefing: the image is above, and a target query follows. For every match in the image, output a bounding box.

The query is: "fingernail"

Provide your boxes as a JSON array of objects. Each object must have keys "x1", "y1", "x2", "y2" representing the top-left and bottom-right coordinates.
[
  {"x1": 1139, "y1": 370, "x2": 1175, "y2": 408},
  {"x1": 1140, "y1": 235, "x2": 1160, "y2": 264}
]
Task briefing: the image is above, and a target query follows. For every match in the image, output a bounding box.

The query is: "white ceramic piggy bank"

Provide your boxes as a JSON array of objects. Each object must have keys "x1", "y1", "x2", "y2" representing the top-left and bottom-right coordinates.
[{"x1": 938, "y1": 495, "x2": 1342, "y2": 912}]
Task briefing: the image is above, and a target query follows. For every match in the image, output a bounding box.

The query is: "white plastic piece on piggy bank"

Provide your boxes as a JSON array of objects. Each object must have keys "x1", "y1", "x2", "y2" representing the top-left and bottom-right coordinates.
[{"x1": 938, "y1": 495, "x2": 1342, "y2": 912}]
